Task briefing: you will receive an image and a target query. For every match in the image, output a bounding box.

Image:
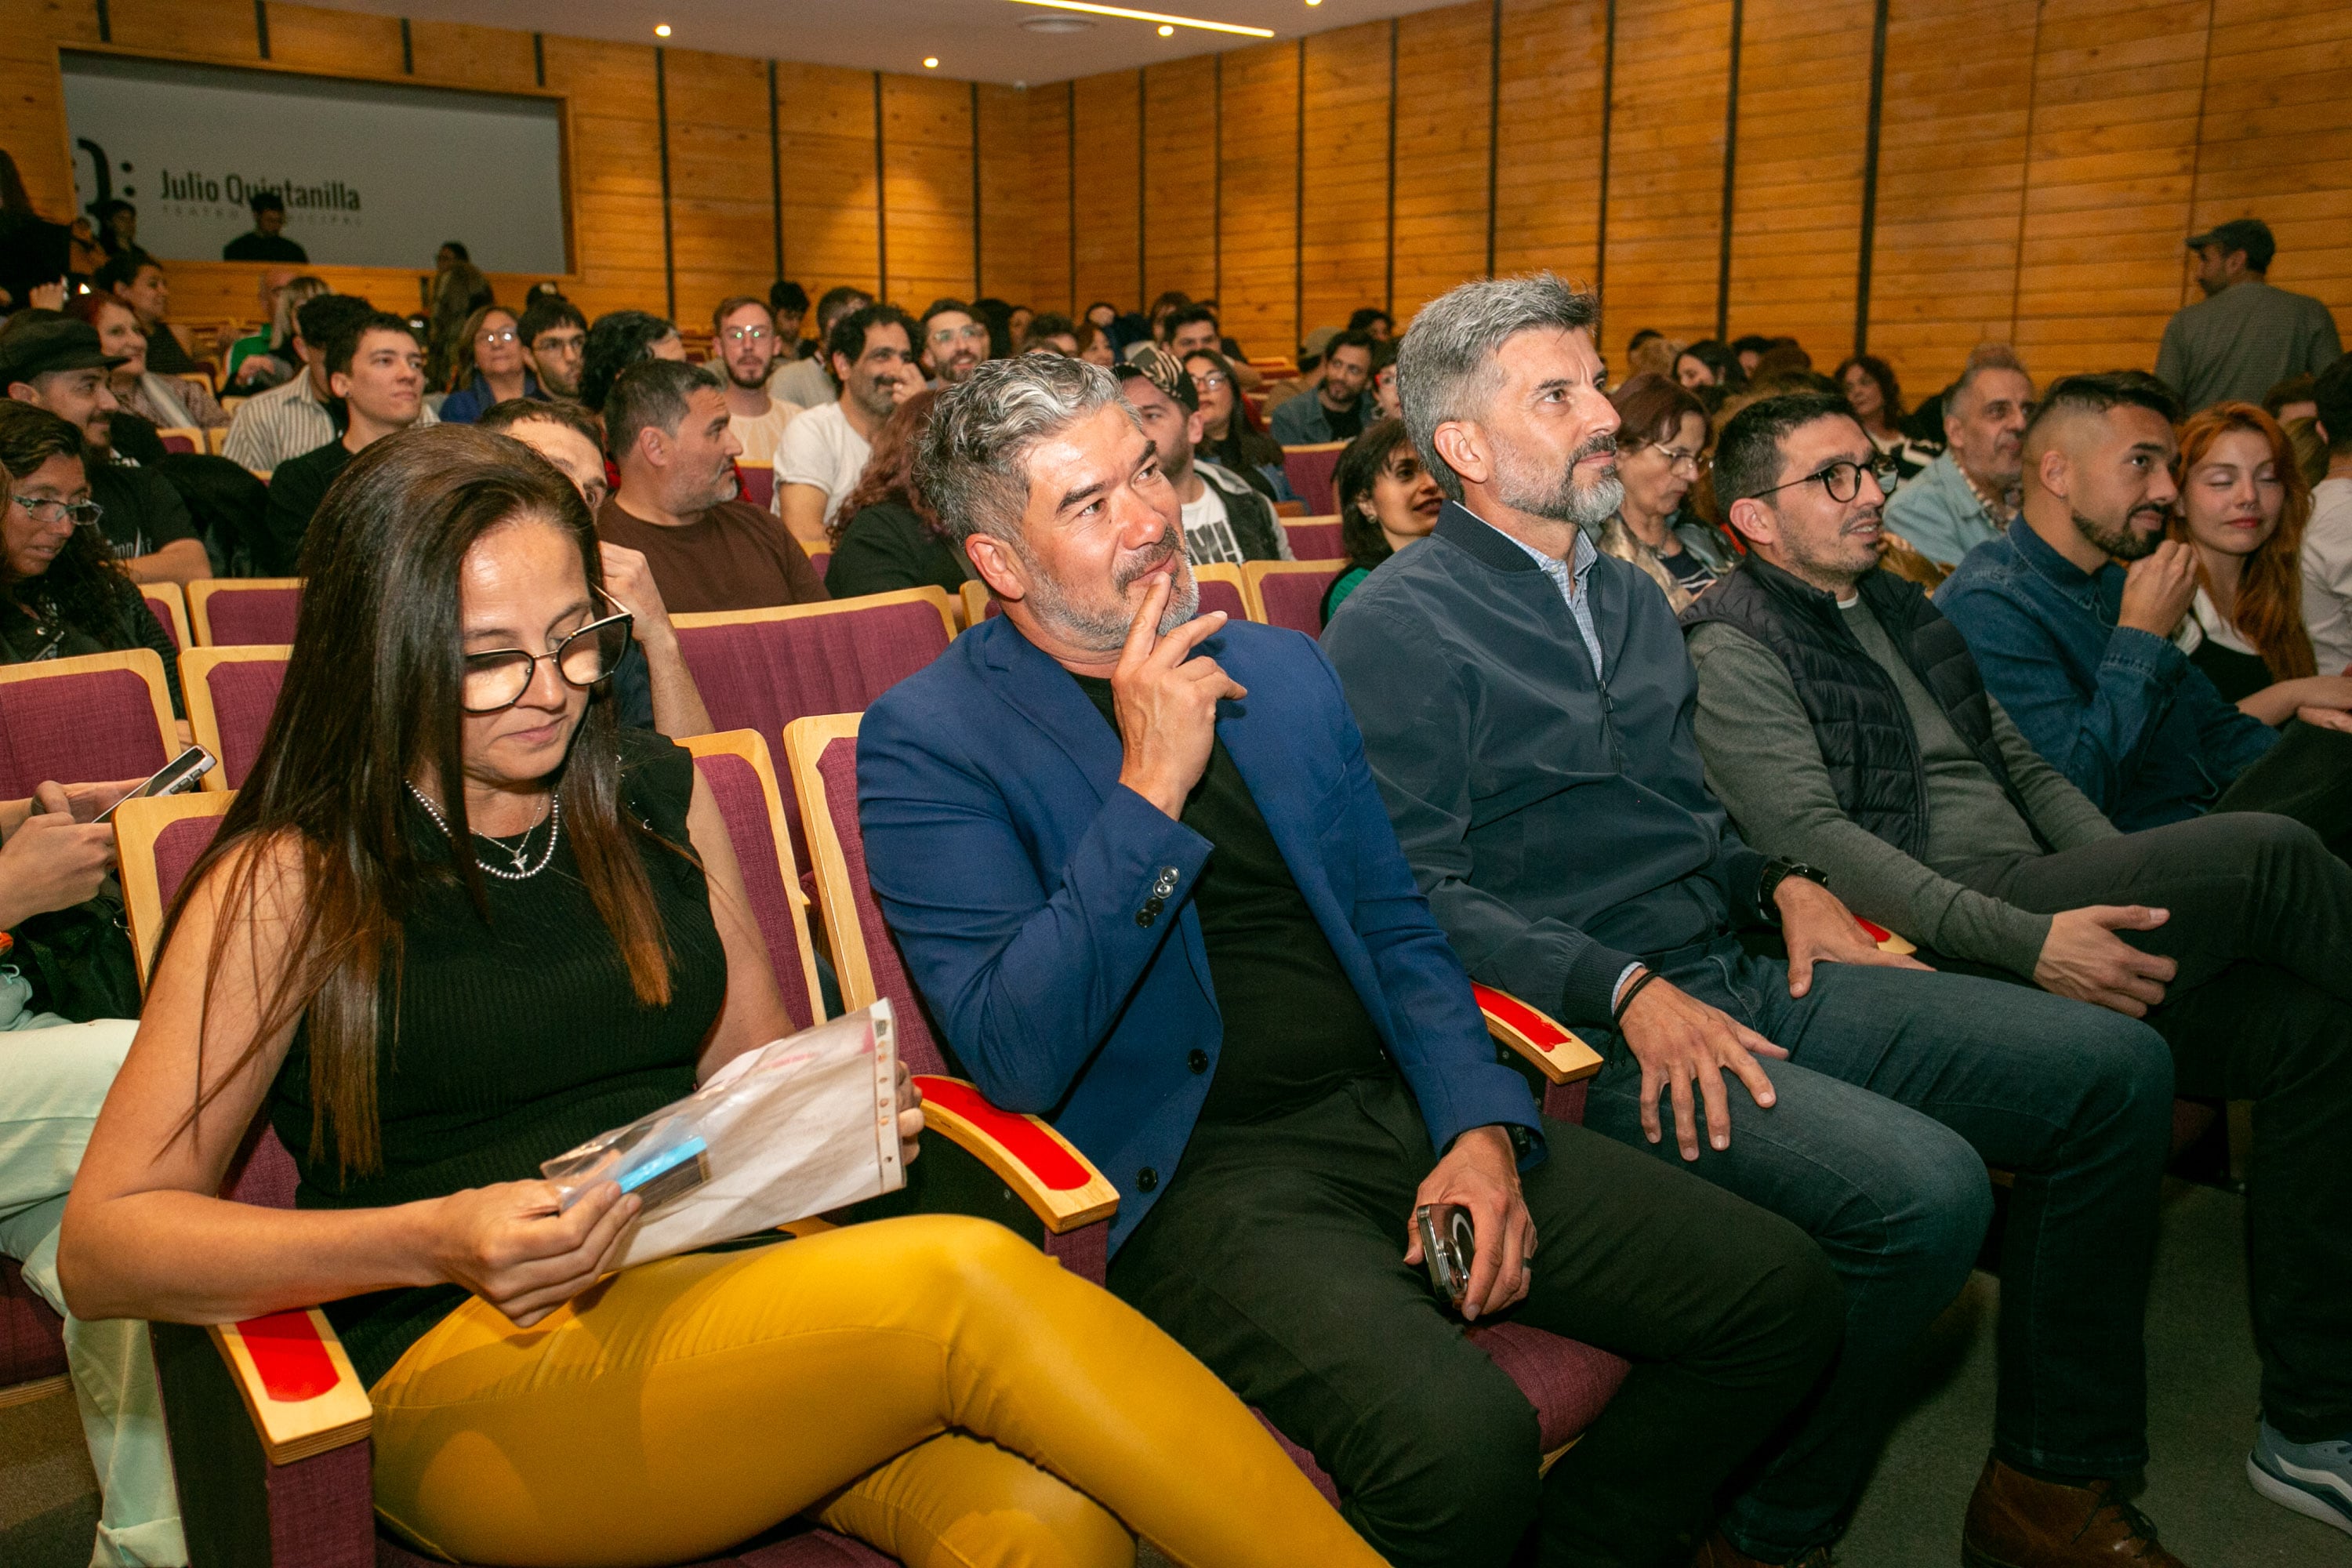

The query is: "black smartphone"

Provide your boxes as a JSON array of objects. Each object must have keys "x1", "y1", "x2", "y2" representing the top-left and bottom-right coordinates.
[{"x1": 95, "y1": 746, "x2": 216, "y2": 822}]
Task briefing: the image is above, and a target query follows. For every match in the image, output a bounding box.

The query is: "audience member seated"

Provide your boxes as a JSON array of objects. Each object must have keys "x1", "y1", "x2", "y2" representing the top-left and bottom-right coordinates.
[
  {"x1": 261, "y1": 311, "x2": 426, "y2": 574},
  {"x1": 1730, "y1": 335, "x2": 1777, "y2": 379},
  {"x1": 1004, "y1": 301, "x2": 1033, "y2": 345},
  {"x1": 1676, "y1": 339, "x2": 1739, "y2": 391},
  {"x1": 917, "y1": 298, "x2": 989, "y2": 388},
  {"x1": 1940, "y1": 374, "x2": 2352, "y2": 863},
  {"x1": 1166, "y1": 305, "x2": 1261, "y2": 391},
  {"x1": 1270, "y1": 328, "x2": 1374, "y2": 445},
  {"x1": 220, "y1": 188, "x2": 307, "y2": 263},
  {"x1": 771, "y1": 284, "x2": 868, "y2": 410},
  {"x1": 1836, "y1": 353, "x2": 1938, "y2": 482},
  {"x1": 436, "y1": 304, "x2": 542, "y2": 424},
  {"x1": 1018, "y1": 310, "x2": 1079, "y2": 356},
  {"x1": 424, "y1": 260, "x2": 492, "y2": 391},
  {"x1": 1183, "y1": 347, "x2": 1287, "y2": 501},
  {"x1": 823, "y1": 389, "x2": 972, "y2": 600},
  {"x1": 709, "y1": 296, "x2": 798, "y2": 465},
  {"x1": 1073, "y1": 315, "x2": 1118, "y2": 368},
  {"x1": 1348, "y1": 304, "x2": 1393, "y2": 342},
  {"x1": 1595, "y1": 373, "x2": 1736, "y2": 608},
  {"x1": 2165, "y1": 403, "x2": 2351, "y2": 719},
  {"x1": 223, "y1": 271, "x2": 321, "y2": 392},
  {"x1": 1260, "y1": 325, "x2": 1336, "y2": 418},
  {"x1": 859, "y1": 352, "x2": 1843, "y2": 1568},
  {"x1": 0, "y1": 403, "x2": 182, "y2": 709},
  {"x1": 2158, "y1": 219, "x2": 2342, "y2": 413},
  {"x1": 1322, "y1": 275, "x2": 2182, "y2": 1568},
  {"x1": 1, "y1": 316, "x2": 206, "y2": 585},
  {"x1": 1883, "y1": 343, "x2": 2033, "y2": 568},
  {"x1": 72, "y1": 293, "x2": 228, "y2": 430},
  {"x1": 1686, "y1": 387, "x2": 2352, "y2": 1541},
  {"x1": 94, "y1": 252, "x2": 199, "y2": 376},
  {"x1": 598, "y1": 358, "x2": 824, "y2": 614},
  {"x1": 768, "y1": 279, "x2": 810, "y2": 356},
  {"x1": 223, "y1": 293, "x2": 434, "y2": 474},
  {"x1": 578, "y1": 309, "x2": 684, "y2": 413},
  {"x1": 1118, "y1": 350, "x2": 1288, "y2": 567},
  {"x1": 1369, "y1": 338, "x2": 1403, "y2": 420},
  {"x1": 476, "y1": 396, "x2": 713, "y2": 739},
  {"x1": 773, "y1": 301, "x2": 919, "y2": 548},
  {"x1": 2264, "y1": 372, "x2": 2318, "y2": 427},
  {"x1": 2299, "y1": 354, "x2": 2352, "y2": 673},
  {"x1": 55, "y1": 424, "x2": 1379, "y2": 1568},
  {"x1": 517, "y1": 293, "x2": 587, "y2": 401},
  {"x1": 1320, "y1": 416, "x2": 1439, "y2": 625}
]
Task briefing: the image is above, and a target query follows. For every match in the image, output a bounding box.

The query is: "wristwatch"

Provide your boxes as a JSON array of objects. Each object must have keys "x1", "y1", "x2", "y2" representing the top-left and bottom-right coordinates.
[{"x1": 1757, "y1": 858, "x2": 1830, "y2": 923}]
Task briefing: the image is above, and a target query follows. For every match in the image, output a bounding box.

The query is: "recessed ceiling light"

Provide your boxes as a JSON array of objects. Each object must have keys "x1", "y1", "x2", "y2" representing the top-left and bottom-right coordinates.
[
  {"x1": 1021, "y1": 14, "x2": 1094, "y2": 31},
  {"x1": 924, "y1": 56, "x2": 939, "y2": 67},
  {"x1": 653, "y1": 22, "x2": 670, "y2": 35},
  {"x1": 1005, "y1": 0, "x2": 1275, "y2": 38},
  {"x1": 1158, "y1": 22, "x2": 1174, "y2": 32}
]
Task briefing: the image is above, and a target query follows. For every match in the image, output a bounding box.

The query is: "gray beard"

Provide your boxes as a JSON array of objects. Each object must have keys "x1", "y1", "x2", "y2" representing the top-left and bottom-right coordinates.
[
  {"x1": 1022, "y1": 543, "x2": 1200, "y2": 652},
  {"x1": 1501, "y1": 448, "x2": 1624, "y2": 532}
]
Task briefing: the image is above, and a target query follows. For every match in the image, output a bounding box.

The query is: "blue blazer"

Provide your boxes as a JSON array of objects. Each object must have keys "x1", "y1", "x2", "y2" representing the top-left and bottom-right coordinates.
[{"x1": 858, "y1": 615, "x2": 1543, "y2": 1248}]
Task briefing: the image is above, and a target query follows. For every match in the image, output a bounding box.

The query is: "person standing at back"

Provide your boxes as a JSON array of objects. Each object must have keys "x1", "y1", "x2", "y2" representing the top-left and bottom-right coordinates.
[
  {"x1": 2158, "y1": 220, "x2": 2342, "y2": 413},
  {"x1": 221, "y1": 190, "x2": 307, "y2": 263}
]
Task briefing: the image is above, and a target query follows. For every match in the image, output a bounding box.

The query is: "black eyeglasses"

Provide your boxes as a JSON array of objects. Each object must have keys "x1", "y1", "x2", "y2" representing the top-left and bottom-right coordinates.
[
  {"x1": 1747, "y1": 454, "x2": 1900, "y2": 505},
  {"x1": 12, "y1": 495, "x2": 104, "y2": 528},
  {"x1": 460, "y1": 588, "x2": 633, "y2": 714}
]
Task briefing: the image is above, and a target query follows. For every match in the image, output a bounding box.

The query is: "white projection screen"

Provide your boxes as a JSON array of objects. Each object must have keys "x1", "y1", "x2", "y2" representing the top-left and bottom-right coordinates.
[{"x1": 61, "y1": 52, "x2": 569, "y2": 273}]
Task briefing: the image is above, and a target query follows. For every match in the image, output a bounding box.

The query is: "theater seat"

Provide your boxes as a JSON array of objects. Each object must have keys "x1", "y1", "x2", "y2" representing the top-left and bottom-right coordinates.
[
  {"x1": 180, "y1": 646, "x2": 289, "y2": 790},
  {"x1": 1281, "y1": 517, "x2": 1343, "y2": 560},
  {"x1": 0, "y1": 1258, "x2": 68, "y2": 1413},
  {"x1": 187, "y1": 579, "x2": 303, "y2": 647},
  {"x1": 1243, "y1": 560, "x2": 1345, "y2": 636},
  {"x1": 1281, "y1": 441, "x2": 1347, "y2": 515},
  {"x1": 0, "y1": 649, "x2": 175, "y2": 800},
  {"x1": 142, "y1": 582, "x2": 191, "y2": 652}
]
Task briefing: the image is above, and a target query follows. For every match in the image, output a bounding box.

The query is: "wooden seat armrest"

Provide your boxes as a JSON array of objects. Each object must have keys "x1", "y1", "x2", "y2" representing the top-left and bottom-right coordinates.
[
  {"x1": 207, "y1": 1308, "x2": 372, "y2": 1465},
  {"x1": 1472, "y1": 984, "x2": 1604, "y2": 1085},
  {"x1": 913, "y1": 1075, "x2": 1119, "y2": 1234},
  {"x1": 1854, "y1": 916, "x2": 1917, "y2": 955}
]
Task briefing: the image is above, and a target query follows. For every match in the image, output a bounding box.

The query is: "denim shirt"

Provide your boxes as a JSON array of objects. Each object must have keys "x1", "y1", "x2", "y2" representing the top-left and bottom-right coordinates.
[{"x1": 1933, "y1": 520, "x2": 2278, "y2": 831}]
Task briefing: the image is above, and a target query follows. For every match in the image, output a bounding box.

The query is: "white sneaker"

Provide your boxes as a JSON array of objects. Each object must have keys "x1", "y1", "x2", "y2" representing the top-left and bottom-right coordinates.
[{"x1": 2248, "y1": 1419, "x2": 2352, "y2": 1537}]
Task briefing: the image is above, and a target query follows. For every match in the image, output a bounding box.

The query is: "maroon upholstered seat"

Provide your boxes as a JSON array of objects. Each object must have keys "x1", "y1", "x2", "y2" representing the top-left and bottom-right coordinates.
[
  {"x1": 1195, "y1": 575, "x2": 1248, "y2": 622},
  {"x1": 1282, "y1": 520, "x2": 1343, "y2": 560},
  {"x1": 688, "y1": 738, "x2": 822, "y2": 1030},
  {"x1": 0, "y1": 653, "x2": 172, "y2": 800},
  {"x1": 1283, "y1": 445, "x2": 1345, "y2": 515},
  {"x1": 0, "y1": 1257, "x2": 67, "y2": 1393},
  {"x1": 738, "y1": 463, "x2": 775, "y2": 511},
  {"x1": 142, "y1": 590, "x2": 184, "y2": 652},
  {"x1": 187, "y1": 652, "x2": 288, "y2": 789},
  {"x1": 1251, "y1": 564, "x2": 1342, "y2": 637},
  {"x1": 194, "y1": 583, "x2": 303, "y2": 647}
]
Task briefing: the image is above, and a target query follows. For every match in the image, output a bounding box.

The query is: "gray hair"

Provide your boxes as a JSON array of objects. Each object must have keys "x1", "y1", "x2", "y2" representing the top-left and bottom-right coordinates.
[
  {"x1": 916, "y1": 353, "x2": 1133, "y2": 545},
  {"x1": 1396, "y1": 272, "x2": 1600, "y2": 500},
  {"x1": 1948, "y1": 343, "x2": 2032, "y2": 418}
]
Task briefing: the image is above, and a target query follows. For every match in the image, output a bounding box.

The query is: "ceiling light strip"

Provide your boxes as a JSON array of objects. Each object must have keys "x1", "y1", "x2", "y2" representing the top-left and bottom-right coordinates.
[{"x1": 1005, "y1": 0, "x2": 1275, "y2": 38}]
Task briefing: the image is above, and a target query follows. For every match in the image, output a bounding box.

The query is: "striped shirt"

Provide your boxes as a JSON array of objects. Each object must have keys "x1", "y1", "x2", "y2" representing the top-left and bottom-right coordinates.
[{"x1": 221, "y1": 372, "x2": 437, "y2": 471}]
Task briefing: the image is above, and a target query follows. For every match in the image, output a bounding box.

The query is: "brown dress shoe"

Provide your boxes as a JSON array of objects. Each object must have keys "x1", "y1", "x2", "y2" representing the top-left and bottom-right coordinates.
[
  {"x1": 1690, "y1": 1530, "x2": 1835, "y2": 1567},
  {"x1": 1962, "y1": 1457, "x2": 2189, "y2": 1566}
]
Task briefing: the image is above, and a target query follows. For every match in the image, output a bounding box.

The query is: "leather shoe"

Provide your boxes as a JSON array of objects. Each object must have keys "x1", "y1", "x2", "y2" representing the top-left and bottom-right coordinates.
[
  {"x1": 1690, "y1": 1530, "x2": 1834, "y2": 1566},
  {"x1": 1962, "y1": 1457, "x2": 2189, "y2": 1566}
]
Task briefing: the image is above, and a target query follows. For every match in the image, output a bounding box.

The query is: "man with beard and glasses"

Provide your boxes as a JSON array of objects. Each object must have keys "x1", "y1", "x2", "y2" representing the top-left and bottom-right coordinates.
[
  {"x1": 1940, "y1": 372, "x2": 2352, "y2": 859},
  {"x1": 774, "y1": 301, "x2": 919, "y2": 548},
  {"x1": 597, "y1": 358, "x2": 826, "y2": 614},
  {"x1": 1323, "y1": 275, "x2": 2180, "y2": 1568},
  {"x1": 710, "y1": 296, "x2": 800, "y2": 466},
  {"x1": 1884, "y1": 344, "x2": 2034, "y2": 570},
  {"x1": 918, "y1": 298, "x2": 989, "y2": 387},
  {"x1": 856, "y1": 351, "x2": 1843, "y2": 1568},
  {"x1": 1687, "y1": 390, "x2": 2352, "y2": 1554}
]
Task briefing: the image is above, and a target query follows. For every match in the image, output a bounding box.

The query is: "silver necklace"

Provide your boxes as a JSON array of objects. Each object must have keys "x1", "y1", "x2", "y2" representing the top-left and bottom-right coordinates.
[{"x1": 406, "y1": 784, "x2": 561, "y2": 880}]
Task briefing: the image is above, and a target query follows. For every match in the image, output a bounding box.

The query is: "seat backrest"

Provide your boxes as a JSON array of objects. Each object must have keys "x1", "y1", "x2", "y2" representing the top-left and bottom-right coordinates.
[
  {"x1": 180, "y1": 647, "x2": 289, "y2": 790},
  {"x1": 1244, "y1": 561, "x2": 1345, "y2": 636},
  {"x1": 190, "y1": 579, "x2": 303, "y2": 646},
  {"x1": 0, "y1": 651, "x2": 174, "y2": 800},
  {"x1": 737, "y1": 461, "x2": 775, "y2": 510},
  {"x1": 684, "y1": 731, "x2": 825, "y2": 1032},
  {"x1": 142, "y1": 583, "x2": 191, "y2": 652},
  {"x1": 783, "y1": 714, "x2": 949, "y2": 1076},
  {"x1": 1281, "y1": 519, "x2": 1343, "y2": 560},
  {"x1": 1282, "y1": 443, "x2": 1346, "y2": 515},
  {"x1": 157, "y1": 426, "x2": 201, "y2": 454},
  {"x1": 1193, "y1": 563, "x2": 1252, "y2": 622},
  {"x1": 957, "y1": 580, "x2": 991, "y2": 630},
  {"x1": 115, "y1": 791, "x2": 235, "y2": 985},
  {"x1": 671, "y1": 590, "x2": 957, "y2": 742}
]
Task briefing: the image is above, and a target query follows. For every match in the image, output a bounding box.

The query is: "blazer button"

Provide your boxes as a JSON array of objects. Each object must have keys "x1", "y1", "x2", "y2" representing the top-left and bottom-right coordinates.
[
  {"x1": 1137, "y1": 1167, "x2": 1159, "y2": 1192},
  {"x1": 1134, "y1": 909, "x2": 1156, "y2": 928},
  {"x1": 1188, "y1": 1048, "x2": 1210, "y2": 1074},
  {"x1": 1152, "y1": 867, "x2": 1179, "y2": 896}
]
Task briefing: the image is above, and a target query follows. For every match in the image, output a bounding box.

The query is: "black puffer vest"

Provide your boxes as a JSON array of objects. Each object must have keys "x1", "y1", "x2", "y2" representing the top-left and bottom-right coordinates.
[{"x1": 1681, "y1": 556, "x2": 2042, "y2": 858}]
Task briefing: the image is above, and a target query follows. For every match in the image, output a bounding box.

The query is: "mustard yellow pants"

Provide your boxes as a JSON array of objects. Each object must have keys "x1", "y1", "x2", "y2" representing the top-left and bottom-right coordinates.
[{"x1": 369, "y1": 1214, "x2": 1383, "y2": 1568}]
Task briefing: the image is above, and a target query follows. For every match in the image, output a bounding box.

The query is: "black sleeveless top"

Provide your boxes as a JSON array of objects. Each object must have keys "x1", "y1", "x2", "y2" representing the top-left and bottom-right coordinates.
[{"x1": 269, "y1": 729, "x2": 728, "y2": 1387}]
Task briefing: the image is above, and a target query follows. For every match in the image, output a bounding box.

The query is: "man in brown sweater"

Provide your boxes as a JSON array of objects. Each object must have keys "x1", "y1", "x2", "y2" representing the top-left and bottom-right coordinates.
[{"x1": 597, "y1": 358, "x2": 828, "y2": 613}]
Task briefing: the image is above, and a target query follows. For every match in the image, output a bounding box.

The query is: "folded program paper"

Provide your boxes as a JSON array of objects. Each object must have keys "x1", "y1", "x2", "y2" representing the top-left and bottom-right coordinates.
[{"x1": 543, "y1": 1000, "x2": 906, "y2": 1270}]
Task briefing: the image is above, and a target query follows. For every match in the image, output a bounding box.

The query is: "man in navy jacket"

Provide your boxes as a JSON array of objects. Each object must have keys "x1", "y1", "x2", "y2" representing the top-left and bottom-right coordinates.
[{"x1": 858, "y1": 354, "x2": 1841, "y2": 1568}]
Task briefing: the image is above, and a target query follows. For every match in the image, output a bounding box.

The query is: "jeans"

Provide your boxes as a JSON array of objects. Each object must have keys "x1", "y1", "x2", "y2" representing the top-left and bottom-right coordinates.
[
  {"x1": 1579, "y1": 937, "x2": 2173, "y2": 1560},
  {"x1": 1109, "y1": 1074, "x2": 1844, "y2": 1568},
  {"x1": 1958, "y1": 810, "x2": 2352, "y2": 1443}
]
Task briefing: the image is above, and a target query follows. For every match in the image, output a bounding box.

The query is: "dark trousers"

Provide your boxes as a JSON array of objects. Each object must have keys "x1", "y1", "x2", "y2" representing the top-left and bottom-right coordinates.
[
  {"x1": 1106, "y1": 1074, "x2": 1843, "y2": 1568},
  {"x1": 1580, "y1": 939, "x2": 2172, "y2": 1559},
  {"x1": 1957, "y1": 810, "x2": 2352, "y2": 1443},
  {"x1": 2213, "y1": 717, "x2": 2352, "y2": 862}
]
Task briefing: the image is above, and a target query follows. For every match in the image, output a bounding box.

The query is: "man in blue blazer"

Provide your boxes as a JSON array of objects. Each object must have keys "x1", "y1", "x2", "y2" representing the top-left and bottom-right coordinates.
[{"x1": 858, "y1": 354, "x2": 1842, "y2": 1568}]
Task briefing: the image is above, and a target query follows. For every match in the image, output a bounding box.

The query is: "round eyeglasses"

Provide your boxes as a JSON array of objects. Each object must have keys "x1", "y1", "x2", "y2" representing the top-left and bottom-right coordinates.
[
  {"x1": 460, "y1": 595, "x2": 634, "y2": 714},
  {"x1": 1746, "y1": 454, "x2": 1900, "y2": 505}
]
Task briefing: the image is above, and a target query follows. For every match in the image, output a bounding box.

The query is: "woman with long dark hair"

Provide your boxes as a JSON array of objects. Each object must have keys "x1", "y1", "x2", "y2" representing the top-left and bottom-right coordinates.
[
  {"x1": 1183, "y1": 347, "x2": 1287, "y2": 500},
  {"x1": 1836, "y1": 353, "x2": 1939, "y2": 482},
  {"x1": 823, "y1": 387, "x2": 973, "y2": 599},
  {"x1": 1320, "y1": 416, "x2": 1441, "y2": 624},
  {"x1": 578, "y1": 309, "x2": 685, "y2": 413},
  {"x1": 57, "y1": 423, "x2": 1377, "y2": 1568}
]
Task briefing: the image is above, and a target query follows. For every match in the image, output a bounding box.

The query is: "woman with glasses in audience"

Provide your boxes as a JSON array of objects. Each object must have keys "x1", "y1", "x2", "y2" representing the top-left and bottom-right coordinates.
[
  {"x1": 823, "y1": 388, "x2": 974, "y2": 600},
  {"x1": 2169, "y1": 403, "x2": 2352, "y2": 736},
  {"x1": 437, "y1": 305, "x2": 541, "y2": 425},
  {"x1": 1835, "y1": 353, "x2": 1939, "y2": 483},
  {"x1": 0, "y1": 403, "x2": 180, "y2": 711},
  {"x1": 1599, "y1": 372, "x2": 1739, "y2": 609},
  {"x1": 1182, "y1": 347, "x2": 1288, "y2": 502},
  {"x1": 56, "y1": 424, "x2": 1381, "y2": 1568},
  {"x1": 1321, "y1": 416, "x2": 1441, "y2": 625}
]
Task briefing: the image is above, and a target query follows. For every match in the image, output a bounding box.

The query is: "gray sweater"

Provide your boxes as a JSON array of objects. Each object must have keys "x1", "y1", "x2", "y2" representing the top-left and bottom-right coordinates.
[{"x1": 1686, "y1": 597, "x2": 2118, "y2": 975}]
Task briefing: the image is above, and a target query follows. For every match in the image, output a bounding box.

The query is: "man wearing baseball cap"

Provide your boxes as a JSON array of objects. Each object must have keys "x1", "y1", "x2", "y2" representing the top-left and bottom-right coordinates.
[
  {"x1": 0, "y1": 314, "x2": 206, "y2": 583},
  {"x1": 2156, "y1": 218, "x2": 2342, "y2": 412}
]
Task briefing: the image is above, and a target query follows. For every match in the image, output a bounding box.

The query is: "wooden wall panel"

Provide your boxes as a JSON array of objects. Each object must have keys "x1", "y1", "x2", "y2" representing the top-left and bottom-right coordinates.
[
  {"x1": 976, "y1": 82, "x2": 1039, "y2": 308},
  {"x1": 1492, "y1": 0, "x2": 1610, "y2": 290},
  {"x1": 1142, "y1": 55, "x2": 1217, "y2": 310},
  {"x1": 1216, "y1": 45, "x2": 1299, "y2": 355},
  {"x1": 1072, "y1": 71, "x2": 1142, "y2": 315},
  {"x1": 880, "y1": 73, "x2": 974, "y2": 310},
  {"x1": 267, "y1": 2, "x2": 405, "y2": 78},
  {"x1": 775, "y1": 61, "x2": 880, "y2": 299},
  {"x1": 1390, "y1": 4, "x2": 1492, "y2": 325},
  {"x1": 667, "y1": 49, "x2": 779, "y2": 331},
  {"x1": 543, "y1": 35, "x2": 663, "y2": 320},
  {"x1": 1299, "y1": 22, "x2": 1392, "y2": 334},
  {"x1": 1602, "y1": 0, "x2": 1734, "y2": 353},
  {"x1": 1025, "y1": 83, "x2": 1076, "y2": 314}
]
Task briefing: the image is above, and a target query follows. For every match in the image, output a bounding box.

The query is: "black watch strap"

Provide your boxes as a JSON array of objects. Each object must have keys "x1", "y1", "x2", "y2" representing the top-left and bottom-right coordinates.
[{"x1": 1757, "y1": 858, "x2": 1829, "y2": 922}]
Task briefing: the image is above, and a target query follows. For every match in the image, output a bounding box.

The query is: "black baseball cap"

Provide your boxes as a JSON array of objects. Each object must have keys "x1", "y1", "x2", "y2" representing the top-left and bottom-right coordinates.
[
  {"x1": 2187, "y1": 217, "x2": 2275, "y2": 272},
  {"x1": 0, "y1": 317, "x2": 126, "y2": 386}
]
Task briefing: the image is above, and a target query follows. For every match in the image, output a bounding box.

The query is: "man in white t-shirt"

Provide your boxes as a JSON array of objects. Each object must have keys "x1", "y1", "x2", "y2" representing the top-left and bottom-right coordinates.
[
  {"x1": 712, "y1": 295, "x2": 800, "y2": 466},
  {"x1": 1115, "y1": 350, "x2": 1290, "y2": 566},
  {"x1": 2302, "y1": 356, "x2": 2352, "y2": 674},
  {"x1": 772, "y1": 302, "x2": 919, "y2": 547}
]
